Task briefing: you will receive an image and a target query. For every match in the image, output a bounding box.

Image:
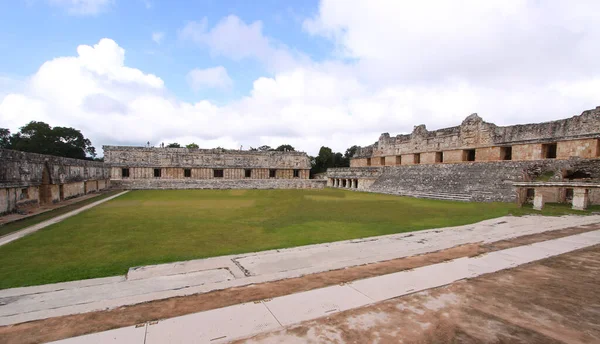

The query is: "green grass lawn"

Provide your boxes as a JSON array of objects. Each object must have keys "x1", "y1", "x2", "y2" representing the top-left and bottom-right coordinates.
[{"x1": 0, "y1": 189, "x2": 596, "y2": 289}]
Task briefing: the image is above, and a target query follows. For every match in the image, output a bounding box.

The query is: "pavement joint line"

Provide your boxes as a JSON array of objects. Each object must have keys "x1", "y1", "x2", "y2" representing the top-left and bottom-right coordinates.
[
  {"x1": 262, "y1": 302, "x2": 283, "y2": 328},
  {"x1": 0, "y1": 191, "x2": 129, "y2": 247}
]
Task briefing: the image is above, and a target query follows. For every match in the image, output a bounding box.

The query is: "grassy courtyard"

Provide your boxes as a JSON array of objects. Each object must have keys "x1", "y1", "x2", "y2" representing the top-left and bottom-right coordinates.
[{"x1": 0, "y1": 189, "x2": 593, "y2": 289}]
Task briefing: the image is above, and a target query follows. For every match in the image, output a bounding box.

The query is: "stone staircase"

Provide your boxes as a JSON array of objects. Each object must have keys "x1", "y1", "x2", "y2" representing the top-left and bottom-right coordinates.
[{"x1": 372, "y1": 189, "x2": 473, "y2": 202}]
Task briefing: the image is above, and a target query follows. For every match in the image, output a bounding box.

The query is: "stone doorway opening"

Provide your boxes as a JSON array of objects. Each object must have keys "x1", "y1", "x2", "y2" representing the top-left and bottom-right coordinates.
[{"x1": 39, "y1": 163, "x2": 53, "y2": 205}]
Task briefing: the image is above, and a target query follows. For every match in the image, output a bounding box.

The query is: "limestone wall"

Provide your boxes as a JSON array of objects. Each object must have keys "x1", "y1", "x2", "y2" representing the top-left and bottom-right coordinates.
[
  {"x1": 0, "y1": 149, "x2": 110, "y2": 215},
  {"x1": 104, "y1": 146, "x2": 311, "y2": 169},
  {"x1": 352, "y1": 107, "x2": 600, "y2": 166},
  {"x1": 110, "y1": 179, "x2": 327, "y2": 190},
  {"x1": 329, "y1": 158, "x2": 600, "y2": 203}
]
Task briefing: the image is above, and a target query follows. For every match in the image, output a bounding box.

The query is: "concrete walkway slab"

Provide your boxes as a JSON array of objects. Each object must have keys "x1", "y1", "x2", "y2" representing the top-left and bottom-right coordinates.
[
  {"x1": 263, "y1": 285, "x2": 372, "y2": 326},
  {"x1": 144, "y1": 302, "x2": 280, "y2": 344},
  {"x1": 48, "y1": 324, "x2": 146, "y2": 344},
  {"x1": 47, "y1": 229, "x2": 600, "y2": 344}
]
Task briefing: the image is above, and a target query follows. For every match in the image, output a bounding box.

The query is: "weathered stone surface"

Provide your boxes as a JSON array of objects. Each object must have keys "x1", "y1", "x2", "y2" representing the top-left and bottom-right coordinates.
[
  {"x1": 0, "y1": 149, "x2": 110, "y2": 215},
  {"x1": 110, "y1": 179, "x2": 326, "y2": 190},
  {"x1": 352, "y1": 107, "x2": 600, "y2": 166},
  {"x1": 103, "y1": 146, "x2": 311, "y2": 169},
  {"x1": 328, "y1": 158, "x2": 600, "y2": 202}
]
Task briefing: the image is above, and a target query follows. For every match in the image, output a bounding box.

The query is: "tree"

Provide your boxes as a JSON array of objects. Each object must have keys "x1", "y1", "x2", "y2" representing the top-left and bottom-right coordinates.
[
  {"x1": 186, "y1": 143, "x2": 199, "y2": 149},
  {"x1": 312, "y1": 146, "x2": 334, "y2": 174},
  {"x1": 7, "y1": 121, "x2": 96, "y2": 159},
  {"x1": 0, "y1": 128, "x2": 10, "y2": 148},
  {"x1": 344, "y1": 145, "x2": 359, "y2": 160},
  {"x1": 274, "y1": 144, "x2": 295, "y2": 152},
  {"x1": 257, "y1": 145, "x2": 273, "y2": 151},
  {"x1": 166, "y1": 143, "x2": 181, "y2": 148}
]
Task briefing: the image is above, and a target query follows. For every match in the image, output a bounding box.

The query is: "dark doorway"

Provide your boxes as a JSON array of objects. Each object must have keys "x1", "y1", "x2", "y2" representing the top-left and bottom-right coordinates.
[
  {"x1": 414, "y1": 153, "x2": 421, "y2": 164},
  {"x1": 501, "y1": 146, "x2": 512, "y2": 160},
  {"x1": 213, "y1": 169, "x2": 224, "y2": 178},
  {"x1": 245, "y1": 169, "x2": 252, "y2": 178},
  {"x1": 463, "y1": 149, "x2": 476, "y2": 162},
  {"x1": 39, "y1": 163, "x2": 53, "y2": 205},
  {"x1": 59, "y1": 184, "x2": 64, "y2": 201},
  {"x1": 542, "y1": 143, "x2": 557, "y2": 159}
]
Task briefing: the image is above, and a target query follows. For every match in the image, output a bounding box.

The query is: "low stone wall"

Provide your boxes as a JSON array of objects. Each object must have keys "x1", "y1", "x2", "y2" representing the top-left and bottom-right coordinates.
[
  {"x1": 0, "y1": 149, "x2": 110, "y2": 215},
  {"x1": 327, "y1": 158, "x2": 600, "y2": 202},
  {"x1": 110, "y1": 179, "x2": 327, "y2": 190}
]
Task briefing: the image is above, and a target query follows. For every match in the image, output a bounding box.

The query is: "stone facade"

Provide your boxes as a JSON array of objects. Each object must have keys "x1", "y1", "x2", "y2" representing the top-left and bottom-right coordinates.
[
  {"x1": 328, "y1": 158, "x2": 600, "y2": 203},
  {"x1": 103, "y1": 146, "x2": 312, "y2": 189},
  {"x1": 0, "y1": 149, "x2": 110, "y2": 215},
  {"x1": 110, "y1": 178, "x2": 326, "y2": 190},
  {"x1": 352, "y1": 107, "x2": 600, "y2": 167}
]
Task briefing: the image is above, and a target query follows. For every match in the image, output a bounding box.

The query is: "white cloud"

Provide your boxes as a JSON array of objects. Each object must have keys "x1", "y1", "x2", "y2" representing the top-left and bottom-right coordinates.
[
  {"x1": 179, "y1": 15, "x2": 306, "y2": 72},
  {"x1": 187, "y1": 66, "x2": 233, "y2": 91},
  {"x1": 48, "y1": 0, "x2": 113, "y2": 16},
  {"x1": 2, "y1": 2, "x2": 600, "y2": 157},
  {"x1": 304, "y1": 0, "x2": 600, "y2": 87},
  {"x1": 151, "y1": 32, "x2": 164, "y2": 44}
]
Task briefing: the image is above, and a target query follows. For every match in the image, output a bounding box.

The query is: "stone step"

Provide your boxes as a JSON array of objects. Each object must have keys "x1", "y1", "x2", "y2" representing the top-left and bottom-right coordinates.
[{"x1": 372, "y1": 189, "x2": 473, "y2": 202}]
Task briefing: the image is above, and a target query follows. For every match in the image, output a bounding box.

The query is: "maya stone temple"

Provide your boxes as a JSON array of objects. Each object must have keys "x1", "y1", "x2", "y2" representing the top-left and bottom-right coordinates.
[{"x1": 2, "y1": 106, "x2": 600, "y2": 215}]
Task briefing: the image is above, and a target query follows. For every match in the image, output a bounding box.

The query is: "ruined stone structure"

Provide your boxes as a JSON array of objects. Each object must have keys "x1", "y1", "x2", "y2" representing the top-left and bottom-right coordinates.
[
  {"x1": 328, "y1": 107, "x2": 600, "y2": 205},
  {"x1": 104, "y1": 146, "x2": 323, "y2": 190},
  {"x1": 0, "y1": 149, "x2": 110, "y2": 215}
]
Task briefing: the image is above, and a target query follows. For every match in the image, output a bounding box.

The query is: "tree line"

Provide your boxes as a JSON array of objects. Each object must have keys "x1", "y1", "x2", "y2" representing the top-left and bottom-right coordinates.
[{"x1": 1, "y1": 122, "x2": 359, "y2": 173}]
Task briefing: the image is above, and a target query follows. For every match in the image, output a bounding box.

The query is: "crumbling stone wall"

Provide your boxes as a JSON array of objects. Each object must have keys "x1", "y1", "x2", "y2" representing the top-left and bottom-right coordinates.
[
  {"x1": 352, "y1": 107, "x2": 600, "y2": 166},
  {"x1": 328, "y1": 158, "x2": 600, "y2": 203},
  {"x1": 110, "y1": 178, "x2": 326, "y2": 190},
  {"x1": 0, "y1": 149, "x2": 110, "y2": 215},
  {"x1": 104, "y1": 146, "x2": 311, "y2": 180}
]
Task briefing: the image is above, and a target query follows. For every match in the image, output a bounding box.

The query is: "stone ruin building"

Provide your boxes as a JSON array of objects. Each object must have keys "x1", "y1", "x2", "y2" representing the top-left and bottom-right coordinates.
[
  {"x1": 327, "y1": 106, "x2": 600, "y2": 208},
  {"x1": 2, "y1": 106, "x2": 599, "y2": 216},
  {"x1": 103, "y1": 146, "x2": 317, "y2": 190},
  {"x1": 0, "y1": 146, "x2": 321, "y2": 215},
  {"x1": 0, "y1": 149, "x2": 110, "y2": 215}
]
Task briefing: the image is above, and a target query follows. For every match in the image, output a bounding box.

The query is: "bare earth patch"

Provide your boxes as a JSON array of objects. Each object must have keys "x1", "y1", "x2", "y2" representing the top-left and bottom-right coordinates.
[{"x1": 0, "y1": 224, "x2": 597, "y2": 344}]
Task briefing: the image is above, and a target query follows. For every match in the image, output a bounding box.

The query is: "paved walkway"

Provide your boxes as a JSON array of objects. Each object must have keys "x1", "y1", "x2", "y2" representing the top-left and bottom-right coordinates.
[
  {"x1": 49, "y1": 229, "x2": 600, "y2": 343},
  {"x1": 0, "y1": 191, "x2": 129, "y2": 247},
  {"x1": 1, "y1": 214, "x2": 599, "y2": 326}
]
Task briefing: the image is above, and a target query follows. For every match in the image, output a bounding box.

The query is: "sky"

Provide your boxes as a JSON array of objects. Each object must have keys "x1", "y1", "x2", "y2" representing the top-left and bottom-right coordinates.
[{"x1": 0, "y1": 0, "x2": 599, "y2": 156}]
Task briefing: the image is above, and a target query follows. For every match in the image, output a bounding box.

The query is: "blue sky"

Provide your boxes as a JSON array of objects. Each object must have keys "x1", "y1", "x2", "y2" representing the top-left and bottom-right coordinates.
[
  {"x1": 1, "y1": 1, "x2": 599, "y2": 155},
  {"x1": 0, "y1": 0, "x2": 325, "y2": 103}
]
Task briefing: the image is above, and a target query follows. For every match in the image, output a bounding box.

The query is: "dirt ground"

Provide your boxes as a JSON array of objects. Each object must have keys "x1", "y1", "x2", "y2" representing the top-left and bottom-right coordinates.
[
  {"x1": 238, "y1": 244, "x2": 600, "y2": 344},
  {"x1": 0, "y1": 223, "x2": 598, "y2": 344}
]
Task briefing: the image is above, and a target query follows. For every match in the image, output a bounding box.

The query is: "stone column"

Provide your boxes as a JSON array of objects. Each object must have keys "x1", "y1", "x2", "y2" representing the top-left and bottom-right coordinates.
[
  {"x1": 572, "y1": 188, "x2": 589, "y2": 211},
  {"x1": 515, "y1": 188, "x2": 526, "y2": 207},
  {"x1": 346, "y1": 179, "x2": 351, "y2": 188},
  {"x1": 336, "y1": 179, "x2": 340, "y2": 187},
  {"x1": 533, "y1": 189, "x2": 544, "y2": 211}
]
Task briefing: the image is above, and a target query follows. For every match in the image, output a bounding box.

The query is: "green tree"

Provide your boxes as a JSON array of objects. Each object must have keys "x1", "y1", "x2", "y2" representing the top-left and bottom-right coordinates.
[
  {"x1": 312, "y1": 146, "x2": 334, "y2": 174},
  {"x1": 0, "y1": 128, "x2": 10, "y2": 148},
  {"x1": 186, "y1": 143, "x2": 199, "y2": 149},
  {"x1": 344, "y1": 145, "x2": 359, "y2": 160},
  {"x1": 257, "y1": 145, "x2": 273, "y2": 151},
  {"x1": 274, "y1": 144, "x2": 295, "y2": 152},
  {"x1": 166, "y1": 143, "x2": 181, "y2": 148},
  {"x1": 8, "y1": 121, "x2": 96, "y2": 159}
]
